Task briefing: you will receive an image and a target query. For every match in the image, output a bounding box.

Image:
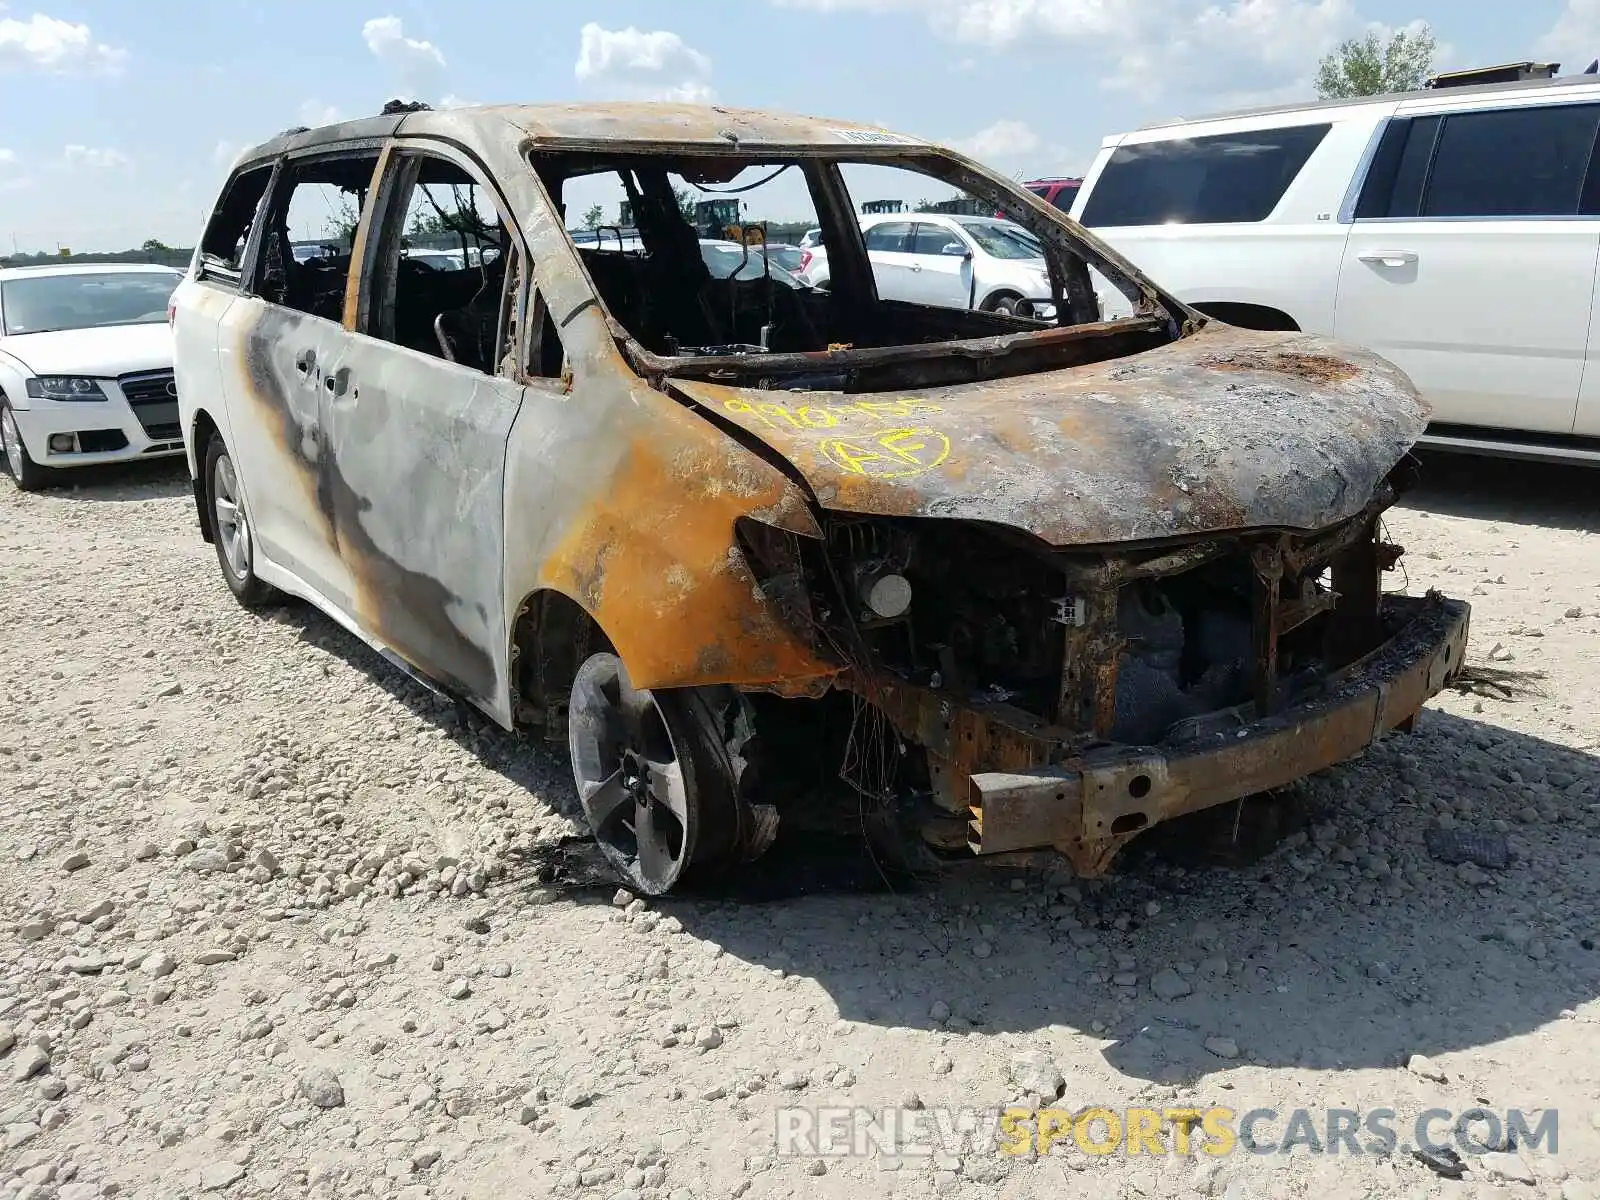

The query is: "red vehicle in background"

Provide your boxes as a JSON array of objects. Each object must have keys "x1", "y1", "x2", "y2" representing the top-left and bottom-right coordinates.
[{"x1": 998, "y1": 177, "x2": 1082, "y2": 219}]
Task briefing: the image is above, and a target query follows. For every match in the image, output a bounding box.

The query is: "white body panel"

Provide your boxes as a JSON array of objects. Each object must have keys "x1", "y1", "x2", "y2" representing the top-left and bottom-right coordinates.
[
  {"x1": 1073, "y1": 77, "x2": 1600, "y2": 443},
  {"x1": 1335, "y1": 220, "x2": 1598, "y2": 432}
]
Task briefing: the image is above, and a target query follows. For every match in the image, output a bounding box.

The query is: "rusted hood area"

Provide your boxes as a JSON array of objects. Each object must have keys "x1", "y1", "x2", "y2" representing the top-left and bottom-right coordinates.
[{"x1": 672, "y1": 326, "x2": 1429, "y2": 547}]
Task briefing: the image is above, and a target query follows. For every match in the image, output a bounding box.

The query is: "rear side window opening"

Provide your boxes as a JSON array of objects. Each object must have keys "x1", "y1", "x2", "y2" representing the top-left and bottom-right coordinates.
[
  {"x1": 197, "y1": 164, "x2": 275, "y2": 284},
  {"x1": 252, "y1": 153, "x2": 382, "y2": 324},
  {"x1": 531, "y1": 149, "x2": 1173, "y2": 392},
  {"x1": 1080, "y1": 124, "x2": 1331, "y2": 227}
]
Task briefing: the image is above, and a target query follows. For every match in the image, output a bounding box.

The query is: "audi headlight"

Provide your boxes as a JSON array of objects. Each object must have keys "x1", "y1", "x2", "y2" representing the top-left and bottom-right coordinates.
[{"x1": 26, "y1": 376, "x2": 107, "y2": 401}]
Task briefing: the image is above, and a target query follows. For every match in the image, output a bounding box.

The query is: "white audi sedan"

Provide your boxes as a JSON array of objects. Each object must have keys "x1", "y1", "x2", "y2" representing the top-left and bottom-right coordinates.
[{"x1": 0, "y1": 263, "x2": 184, "y2": 490}]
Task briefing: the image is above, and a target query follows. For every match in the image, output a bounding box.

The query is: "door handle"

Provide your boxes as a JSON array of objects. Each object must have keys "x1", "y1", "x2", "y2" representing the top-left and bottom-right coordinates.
[
  {"x1": 909, "y1": 264, "x2": 923, "y2": 272},
  {"x1": 1358, "y1": 250, "x2": 1418, "y2": 267}
]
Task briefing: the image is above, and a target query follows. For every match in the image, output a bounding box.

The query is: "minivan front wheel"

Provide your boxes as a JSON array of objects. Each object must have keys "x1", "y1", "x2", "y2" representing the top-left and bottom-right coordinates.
[
  {"x1": 567, "y1": 653, "x2": 742, "y2": 895},
  {"x1": 205, "y1": 435, "x2": 275, "y2": 607}
]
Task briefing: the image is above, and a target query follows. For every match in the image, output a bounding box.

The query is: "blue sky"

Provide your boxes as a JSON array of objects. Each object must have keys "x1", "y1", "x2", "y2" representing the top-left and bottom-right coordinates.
[{"x1": 0, "y1": 0, "x2": 1585, "y2": 251}]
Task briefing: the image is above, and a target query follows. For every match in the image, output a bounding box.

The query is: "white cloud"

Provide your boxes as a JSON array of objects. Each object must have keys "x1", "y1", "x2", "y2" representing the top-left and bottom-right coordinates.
[
  {"x1": 363, "y1": 14, "x2": 445, "y2": 97},
  {"x1": 212, "y1": 140, "x2": 239, "y2": 167},
  {"x1": 439, "y1": 93, "x2": 481, "y2": 108},
  {"x1": 61, "y1": 145, "x2": 130, "y2": 169},
  {"x1": 953, "y1": 118, "x2": 1041, "y2": 161},
  {"x1": 0, "y1": 148, "x2": 16, "y2": 167},
  {"x1": 299, "y1": 100, "x2": 344, "y2": 127},
  {"x1": 774, "y1": 0, "x2": 1386, "y2": 101},
  {"x1": 0, "y1": 11, "x2": 125, "y2": 72},
  {"x1": 574, "y1": 22, "x2": 715, "y2": 103},
  {"x1": 1539, "y1": 0, "x2": 1600, "y2": 70}
]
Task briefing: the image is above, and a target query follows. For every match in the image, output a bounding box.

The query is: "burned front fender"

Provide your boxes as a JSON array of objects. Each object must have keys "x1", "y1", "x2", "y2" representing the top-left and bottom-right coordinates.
[{"x1": 501, "y1": 362, "x2": 842, "y2": 695}]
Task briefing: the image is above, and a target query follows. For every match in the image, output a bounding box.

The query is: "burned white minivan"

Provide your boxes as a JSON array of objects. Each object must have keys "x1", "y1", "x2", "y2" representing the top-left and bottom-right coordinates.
[{"x1": 172, "y1": 101, "x2": 1469, "y2": 894}]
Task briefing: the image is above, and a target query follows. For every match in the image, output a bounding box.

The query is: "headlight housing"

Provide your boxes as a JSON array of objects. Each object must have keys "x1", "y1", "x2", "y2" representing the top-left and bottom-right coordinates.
[{"x1": 26, "y1": 376, "x2": 107, "y2": 401}]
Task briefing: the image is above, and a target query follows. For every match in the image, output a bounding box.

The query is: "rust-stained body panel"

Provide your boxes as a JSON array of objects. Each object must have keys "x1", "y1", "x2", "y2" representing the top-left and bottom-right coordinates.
[
  {"x1": 672, "y1": 326, "x2": 1428, "y2": 547},
  {"x1": 497, "y1": 346, "x2": 838, "y2": 694},
  {"x1": 173, "y1": 100, "x2": 1470, "y2": 882}
]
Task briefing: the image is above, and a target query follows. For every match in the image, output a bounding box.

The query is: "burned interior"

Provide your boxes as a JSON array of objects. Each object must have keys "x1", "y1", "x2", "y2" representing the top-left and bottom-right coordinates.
[
  {"x1": 530, "y1": 148, "x2": 1169, "y2": 393},
  {"x1": 243, "y1": 154, "x2": 516, "y2": 373}
]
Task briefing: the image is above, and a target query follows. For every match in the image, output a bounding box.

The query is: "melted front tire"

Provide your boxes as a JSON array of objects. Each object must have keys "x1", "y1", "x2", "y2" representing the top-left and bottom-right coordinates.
[{"x1": 566, "y1": 653, "x2": 746, "y2": 895}]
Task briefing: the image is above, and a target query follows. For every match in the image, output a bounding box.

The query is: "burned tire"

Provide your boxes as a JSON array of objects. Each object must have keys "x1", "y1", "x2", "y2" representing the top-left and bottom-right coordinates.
[
  {"x1": 205, "y1": 434, "x2": 275, "y2": 608},
  {"x1": 567, "y1": 653, "x2": 744, "y2": 895}
]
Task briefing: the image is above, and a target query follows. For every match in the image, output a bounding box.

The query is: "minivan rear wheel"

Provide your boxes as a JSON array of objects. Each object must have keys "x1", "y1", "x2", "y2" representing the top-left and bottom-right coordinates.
[{"x1": 205, "y1": 434, "x2": 275, "y2": 608}]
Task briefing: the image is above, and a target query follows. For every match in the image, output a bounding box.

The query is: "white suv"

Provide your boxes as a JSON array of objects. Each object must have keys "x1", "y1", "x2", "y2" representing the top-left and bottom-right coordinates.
[
  {"x1": 801, "y1": 212, "x2": 1058, "y2": 318},
  {"x1": 1072, "y1": 73, "x2": 1600, "y2": 463}
]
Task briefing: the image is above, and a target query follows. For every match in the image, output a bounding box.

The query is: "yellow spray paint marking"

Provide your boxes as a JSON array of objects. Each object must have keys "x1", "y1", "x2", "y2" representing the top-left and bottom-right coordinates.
[
  {"x1": 818, "y1": 427, "x2": 952, "y2": 479},
  {"x1": 723, "y1": 396, "x2": 944, "y2": 431}
]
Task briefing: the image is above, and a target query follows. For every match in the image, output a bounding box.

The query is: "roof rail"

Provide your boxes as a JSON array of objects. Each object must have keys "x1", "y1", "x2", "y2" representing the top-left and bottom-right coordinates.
[{"x1": 1426, "y1": 61, "x2": 1560, "y2": 88}]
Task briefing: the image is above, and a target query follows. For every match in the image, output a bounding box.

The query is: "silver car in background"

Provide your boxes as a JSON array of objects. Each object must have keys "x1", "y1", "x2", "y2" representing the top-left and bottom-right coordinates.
[{"x1": 800, "y1": 213, "x2": 1061, "y2": 318}]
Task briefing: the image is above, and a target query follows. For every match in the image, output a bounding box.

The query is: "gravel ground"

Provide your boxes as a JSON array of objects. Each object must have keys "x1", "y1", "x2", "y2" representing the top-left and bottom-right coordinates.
[{"x1": 1, "y1": 452, "x2": 1599, "y2": 1200}]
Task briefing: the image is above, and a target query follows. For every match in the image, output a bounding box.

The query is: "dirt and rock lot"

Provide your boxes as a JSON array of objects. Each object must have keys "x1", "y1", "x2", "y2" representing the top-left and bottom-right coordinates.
[{"x1": 1, "y1": 452, "x2": 1599, "y2": 1200}]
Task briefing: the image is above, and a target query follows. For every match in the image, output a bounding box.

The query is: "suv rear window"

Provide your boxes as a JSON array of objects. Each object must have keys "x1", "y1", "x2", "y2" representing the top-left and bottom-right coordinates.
[
  {"x1": 1080, "y1": 124, "x2": 1331, "y2": 226},
  {"x1": 1358, "y1": 103, "x2": 1600, "y2": 219}
]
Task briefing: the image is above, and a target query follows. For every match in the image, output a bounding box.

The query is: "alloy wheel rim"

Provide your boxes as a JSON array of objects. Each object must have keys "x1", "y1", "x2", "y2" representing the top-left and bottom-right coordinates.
[
  {"x1": 568, "y1": 654, "x2": 695, "y2": 894},
  {"x1": 212, "y1": 454, "x2": 251, "y2": 579},
  {"x1": 1, "y1": 410, "x2": 20, "y2": 478}
]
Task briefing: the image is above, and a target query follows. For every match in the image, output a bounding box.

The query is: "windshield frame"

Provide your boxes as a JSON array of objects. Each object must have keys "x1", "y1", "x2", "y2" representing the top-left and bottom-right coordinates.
[
  {"x1": 532, "y1": 144, "x2": 1187, "y2": 387},
  {"x1": 0, "y1": 270, "x2": 181, "y2": 337}
]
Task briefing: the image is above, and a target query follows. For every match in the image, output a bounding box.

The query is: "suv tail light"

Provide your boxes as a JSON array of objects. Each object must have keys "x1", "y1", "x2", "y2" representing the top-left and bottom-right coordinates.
[
  {"x1": 799, "y1": 249, "x2": 813, "y2": 273},
  {"x1": 167, "y1": 299, "x2": 177, "y2": 326}
]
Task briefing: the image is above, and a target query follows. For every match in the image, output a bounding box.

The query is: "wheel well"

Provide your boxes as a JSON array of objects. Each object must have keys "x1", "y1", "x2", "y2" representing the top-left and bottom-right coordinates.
[
  {"x1": 1191, "y1": 302, "x2": 1300, "y2": 332},
  {"x1": 190, "y1": 409, "x2": 221, "y2": 544},
  {"x1": 509, "y1": 589, "x2": 614, "y2": 734},
  {"x1": 980, "y1": 288, "x2": 1023, "y2": 310}
]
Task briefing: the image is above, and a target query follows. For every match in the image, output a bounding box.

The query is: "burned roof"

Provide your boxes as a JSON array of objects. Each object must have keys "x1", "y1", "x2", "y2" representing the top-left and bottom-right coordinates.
[
  {"x1": 232, "y1": 102, "x2": 932, "y2": 171},
  {"x1": 495, "y1": 102, "x2": 930, "y2": 148}
]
